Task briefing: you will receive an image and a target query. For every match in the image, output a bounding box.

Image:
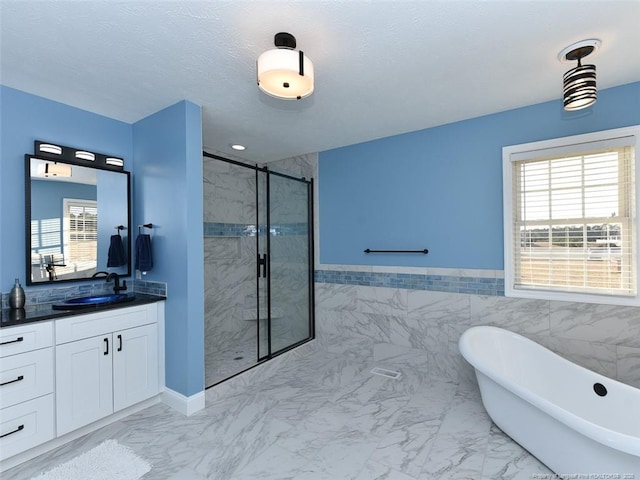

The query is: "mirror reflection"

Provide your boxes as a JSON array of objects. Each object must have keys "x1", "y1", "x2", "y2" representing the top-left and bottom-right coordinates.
[{"x1": 27, "y1": 156, "x2": 131, "y2": 284}]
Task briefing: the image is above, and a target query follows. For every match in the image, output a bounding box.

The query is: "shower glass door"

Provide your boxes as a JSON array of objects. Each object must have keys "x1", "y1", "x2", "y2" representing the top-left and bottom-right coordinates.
[
  {"x1": 204, "y1": 154, "x2": 313, "y2": 387},
  {"x1": 266, "y1": 171, "x2": 313, "y2": 355}
]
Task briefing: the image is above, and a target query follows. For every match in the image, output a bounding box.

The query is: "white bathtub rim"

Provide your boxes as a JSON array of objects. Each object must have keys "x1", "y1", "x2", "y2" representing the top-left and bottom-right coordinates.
[{"x1": 459, "y1": 325, "x2": 640, "y2": 457}]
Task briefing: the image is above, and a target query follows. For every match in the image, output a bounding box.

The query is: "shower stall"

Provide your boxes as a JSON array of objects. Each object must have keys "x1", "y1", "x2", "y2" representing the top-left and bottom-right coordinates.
[{"x1": 203, "y1": 153, "x2": 314, "y2": 387}]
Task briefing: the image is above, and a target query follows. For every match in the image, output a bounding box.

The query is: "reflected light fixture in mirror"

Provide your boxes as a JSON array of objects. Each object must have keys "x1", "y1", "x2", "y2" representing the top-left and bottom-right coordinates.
[
  {"x1": 257, "y1": 32, "x2": 314, "y2": 100},
  {"x1": 38, "y1": 162, "x2": 72, "y2": 178}
]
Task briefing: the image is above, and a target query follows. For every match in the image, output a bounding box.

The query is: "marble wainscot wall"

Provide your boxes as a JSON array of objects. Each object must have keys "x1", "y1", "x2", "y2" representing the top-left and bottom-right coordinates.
[{"x1": 315, "y1": 265, "x2": 640, "y2": 390}]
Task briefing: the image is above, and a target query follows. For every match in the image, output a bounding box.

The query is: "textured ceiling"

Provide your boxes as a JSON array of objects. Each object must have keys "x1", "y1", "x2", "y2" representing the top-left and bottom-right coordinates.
[{"x1": 1, "y1": 1, "x2": 639, "y2": 163}]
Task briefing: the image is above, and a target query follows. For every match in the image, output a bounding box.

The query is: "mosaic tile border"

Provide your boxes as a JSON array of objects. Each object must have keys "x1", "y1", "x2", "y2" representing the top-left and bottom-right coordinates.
[
  {"x1": 134, "y1": 279, "x2": 168, "y2": 296},
  {"x1": 203, "y1": 222, "x2": 309, "y2": 237},
  {"x1": 315, "y1": 269, "x2": 505, "y2": 296},
  {"x1": 1, "y1": 279, "x2": 167, "y2": 308}
]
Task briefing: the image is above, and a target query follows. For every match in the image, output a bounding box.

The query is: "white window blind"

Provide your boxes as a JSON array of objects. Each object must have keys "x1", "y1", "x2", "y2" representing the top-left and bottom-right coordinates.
[
  {"x1": 503, "y1": 126, "x2": 640, "y2": 305},
  {"x1": 63, "y1": 199, "x2": 98, "y2": 268}
]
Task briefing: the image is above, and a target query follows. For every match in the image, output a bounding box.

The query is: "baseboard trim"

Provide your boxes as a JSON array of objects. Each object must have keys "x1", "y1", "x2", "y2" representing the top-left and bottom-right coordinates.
[{"x1": 161, "y1": 387, "x2": 205, "y2": 416}]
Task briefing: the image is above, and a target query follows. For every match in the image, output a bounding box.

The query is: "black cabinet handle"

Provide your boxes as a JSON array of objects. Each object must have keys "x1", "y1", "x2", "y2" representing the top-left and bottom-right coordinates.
[
  {"x1": 104, "y1": 338, "x2": 109, "y2": 355},
  {"x1": 0, "y1": 375, "x2": 24, "y2": 387},
  {"x1": 0, "y1": 336, "x2": 24, "y2": 346},
  {"x1": 117, "y1": 334, "x2": 123, "y2": 352},
  {"x1": 0, "y1": 424, "x2": 24, "y2": 438}
]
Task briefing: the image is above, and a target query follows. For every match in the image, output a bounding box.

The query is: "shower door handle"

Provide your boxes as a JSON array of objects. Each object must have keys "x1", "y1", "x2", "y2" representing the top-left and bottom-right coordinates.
[{"x1": 258, "y1": 254, "x2": 268, "y2": 278}]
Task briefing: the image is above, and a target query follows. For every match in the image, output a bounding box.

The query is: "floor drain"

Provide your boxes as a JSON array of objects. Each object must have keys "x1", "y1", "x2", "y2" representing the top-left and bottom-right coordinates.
[
  {"x1": 370, "y1": 367, "x2": 402, "y2": 379},
  {"x1": 233, "y1": 356, "x2": 244, "y2": 361}
]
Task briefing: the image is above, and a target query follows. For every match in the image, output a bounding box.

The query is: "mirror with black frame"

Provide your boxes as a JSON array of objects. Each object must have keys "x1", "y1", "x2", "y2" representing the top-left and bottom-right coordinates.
[{"x1": 25, "y1": 155, "x2": 131, "y2": 285}]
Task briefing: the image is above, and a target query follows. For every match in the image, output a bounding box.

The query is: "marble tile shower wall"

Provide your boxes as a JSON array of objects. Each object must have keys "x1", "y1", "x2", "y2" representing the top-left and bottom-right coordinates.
[{"x1": 315, "y1": 268, "x2": 640, "y2": 390}]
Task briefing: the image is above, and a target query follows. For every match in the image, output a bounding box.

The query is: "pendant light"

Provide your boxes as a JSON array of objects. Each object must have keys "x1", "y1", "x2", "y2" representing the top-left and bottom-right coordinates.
[
  {"x1": 558, "y1": 39, "x2": 600, "y2": 111},
  {"x1": 257, "y1": 32, "x2": 314, "y2": 100}
]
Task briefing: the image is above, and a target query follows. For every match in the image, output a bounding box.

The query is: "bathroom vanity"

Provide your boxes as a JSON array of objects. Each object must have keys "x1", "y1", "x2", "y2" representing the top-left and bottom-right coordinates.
[{"x1": 0, "y1": 297, "x2": 164, "y2": 470}]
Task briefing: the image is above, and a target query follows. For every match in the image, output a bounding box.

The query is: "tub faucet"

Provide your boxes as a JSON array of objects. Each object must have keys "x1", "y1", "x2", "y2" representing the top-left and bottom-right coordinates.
[{"x1": 106, "y1": 273, "x2": 127, "y2": 294}]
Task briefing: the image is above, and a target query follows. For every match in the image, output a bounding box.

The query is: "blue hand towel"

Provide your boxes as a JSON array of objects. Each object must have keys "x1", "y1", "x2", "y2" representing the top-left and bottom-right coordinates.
[
  {"x1": 107, "y1": 234, "x2": 126, "y2": 267},
  {"x1": 135, "y1": 234, "x2": 153, "y2": 273}
]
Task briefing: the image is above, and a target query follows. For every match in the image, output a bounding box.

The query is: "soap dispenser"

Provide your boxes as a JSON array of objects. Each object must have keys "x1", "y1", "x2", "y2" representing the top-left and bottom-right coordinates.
[{"x1": 9, "y1": 278, "x2": 26, "y2": 309}]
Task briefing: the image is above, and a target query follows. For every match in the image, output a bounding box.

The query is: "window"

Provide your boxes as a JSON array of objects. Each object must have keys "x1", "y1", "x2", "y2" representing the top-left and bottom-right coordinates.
[
  {"x1": 63, "y1": 198, "x2": 98, "y2": 275},
  {"x1": 503, "y1": 126, "x2": 640, "y2": 305}
]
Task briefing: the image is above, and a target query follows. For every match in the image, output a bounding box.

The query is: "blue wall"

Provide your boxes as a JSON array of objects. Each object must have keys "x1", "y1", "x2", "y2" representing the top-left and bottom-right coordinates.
[
  {"x1": 0, "y1": 86, "x2": 132, "y2": 286},
  {"x1": 133, "y1": 101, "x2": 204, "y2": 397},
  {"x1": 319, "y1": 82, "x2": 640, "y2": 269},
  {"x1": 31, "y1": 180, "x2": 96, "y2": 221}
]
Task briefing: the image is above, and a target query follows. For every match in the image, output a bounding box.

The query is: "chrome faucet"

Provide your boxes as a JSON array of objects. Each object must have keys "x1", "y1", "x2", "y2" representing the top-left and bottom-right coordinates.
[{"x1": 105, "y1": 273, "x2": 127, "y2": 294}]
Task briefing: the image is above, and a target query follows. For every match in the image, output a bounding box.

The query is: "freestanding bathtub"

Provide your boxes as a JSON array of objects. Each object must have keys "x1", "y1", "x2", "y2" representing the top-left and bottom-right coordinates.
[{"x1": 459, "y1": 325, "x2": 640, "y2": 475}]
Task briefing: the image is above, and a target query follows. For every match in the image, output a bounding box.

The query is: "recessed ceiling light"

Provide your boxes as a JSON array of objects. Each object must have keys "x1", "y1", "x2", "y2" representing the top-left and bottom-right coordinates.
[{"x1": 231, "y1": 144, "x2": 246, "y2": 151}]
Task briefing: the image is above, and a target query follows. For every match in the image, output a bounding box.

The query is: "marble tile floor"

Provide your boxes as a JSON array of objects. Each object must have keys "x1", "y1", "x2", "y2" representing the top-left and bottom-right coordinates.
[
  {"x1": 5, "y1": 342, "x2": 552, "y2": 480},
  {"x1": 206, "y1": 335, "x2": 259, "y2": 387}
]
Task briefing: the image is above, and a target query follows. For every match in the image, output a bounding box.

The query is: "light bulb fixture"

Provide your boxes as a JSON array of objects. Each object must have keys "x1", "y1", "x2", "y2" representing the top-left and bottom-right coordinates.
[
  {"x1": 559, "y1": 39, "x2": 600, "y2": 111},
  {"x1": 38, "y1": 143, "x2": 62, "y2": 155},
  {"x1": 75, "y1": 151, "x2": 95, "y2": 161},
  {"x1": 34, "y1": 141, "x2": 125, "y2": 171},
  {"x1": 105, "y1": 157, "x2": 124, "y2": 167},
  {"x1": 257, "y1": 32, "x2": 314, "y2": 100},
  {"x1": 230, "y1": 144, "x2": 246, "y2": 151}
]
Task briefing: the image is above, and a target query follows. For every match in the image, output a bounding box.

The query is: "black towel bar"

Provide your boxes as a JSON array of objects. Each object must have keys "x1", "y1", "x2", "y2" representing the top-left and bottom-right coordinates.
[
  {"x1": 138, "y1": 223, "x2": 153, "y2": 234},
  {"x1": 364, "y1": 248, "x2": 428, "y2": 254}
]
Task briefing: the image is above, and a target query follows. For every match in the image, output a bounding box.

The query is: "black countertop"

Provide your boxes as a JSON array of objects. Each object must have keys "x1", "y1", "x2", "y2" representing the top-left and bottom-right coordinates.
[{"x1": 1, "y1": 293, "x2": 165, "y2": 328}]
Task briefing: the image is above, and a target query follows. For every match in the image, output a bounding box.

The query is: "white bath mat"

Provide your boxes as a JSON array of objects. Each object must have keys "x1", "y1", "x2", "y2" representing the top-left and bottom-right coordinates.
[{"x1": 30, "y1": 439, "x2": 151, "y2": 480}]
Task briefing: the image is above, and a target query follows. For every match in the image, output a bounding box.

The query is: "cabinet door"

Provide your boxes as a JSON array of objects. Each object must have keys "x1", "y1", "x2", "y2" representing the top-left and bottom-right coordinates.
[
  {"x1": 56, "y1": 335, "x2": 113, "y2": 436},
  {"x1": 113, "y1": 324, "x2": 158, "y2": 412}
]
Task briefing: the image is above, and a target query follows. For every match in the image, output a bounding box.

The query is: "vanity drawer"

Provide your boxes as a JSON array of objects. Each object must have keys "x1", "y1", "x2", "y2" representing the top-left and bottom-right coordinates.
[
  {"x1": 0, "y1": 322, "x2": 53, "y2": 358},
  {"x1": 0, "y1": 394, "x2": 55, "y2": 461},
  {"x1": 0, "y1": 348, "x2": 54, "y2": 409},
  {"x1": 56, "y1": 303, "x2": 156, "y2": 344}
]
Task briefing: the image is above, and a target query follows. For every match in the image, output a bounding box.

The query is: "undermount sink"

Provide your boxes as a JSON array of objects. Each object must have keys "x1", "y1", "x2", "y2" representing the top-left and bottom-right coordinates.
[{"x1": 52, "y1": 293, "x2": 135, "y2": 310}]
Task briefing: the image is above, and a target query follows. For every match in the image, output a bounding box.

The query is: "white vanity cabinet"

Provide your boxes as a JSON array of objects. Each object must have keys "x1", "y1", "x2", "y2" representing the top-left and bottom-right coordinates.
[
  {"x1": 0, "y1": 321, "x2": 55, "y2": 460},
  {"x1": 55, "y1": 303, "x2": 160, "y2": 436}
]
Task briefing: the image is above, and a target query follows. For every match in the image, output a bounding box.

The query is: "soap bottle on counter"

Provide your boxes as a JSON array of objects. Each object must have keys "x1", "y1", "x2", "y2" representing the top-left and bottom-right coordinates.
[{"x1": 9, "y1": 278, "x2": 26, "y2": 309}]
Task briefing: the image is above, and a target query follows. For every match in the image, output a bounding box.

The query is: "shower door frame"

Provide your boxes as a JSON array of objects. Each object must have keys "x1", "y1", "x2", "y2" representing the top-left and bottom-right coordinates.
[
  {"x1": 257, "y1": 167, "x2": 315, "y2": 361},
  {"x1": 203, "y1": 152, "x2": 315, "y2": 384}
]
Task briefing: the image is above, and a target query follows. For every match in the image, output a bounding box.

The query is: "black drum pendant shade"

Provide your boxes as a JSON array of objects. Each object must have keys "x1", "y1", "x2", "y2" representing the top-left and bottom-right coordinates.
[{"x1": 559, "y1": 40, "x2": 600, "y2": 111}]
